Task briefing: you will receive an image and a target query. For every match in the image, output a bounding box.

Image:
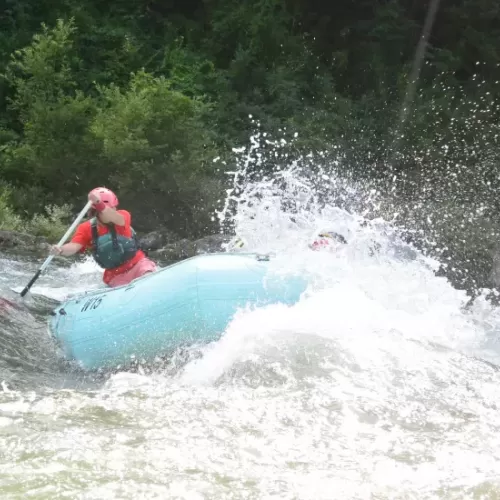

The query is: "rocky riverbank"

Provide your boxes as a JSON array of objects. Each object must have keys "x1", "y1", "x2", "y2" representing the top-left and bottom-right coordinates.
[
  {"x1": 0, "y1": 230, "x2": 52, "y2": 257},
  {"x1": 3, "y1": 225, "x2": 500, "y2": 302},
  {"x1": 0, "y1": 229, "x2": 231, "y2": 265}
]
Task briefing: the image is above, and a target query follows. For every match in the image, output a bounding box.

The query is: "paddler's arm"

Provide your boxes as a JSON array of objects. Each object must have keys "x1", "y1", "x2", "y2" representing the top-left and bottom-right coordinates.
[
  {"x1": 97, "y1": 207, "x2": 125, "y2": 226},
  {"x1": 88, "y1": 192, "x2": 125, "y2": 226},
  {"x1": 51, "y1": 242, "x2": 83, "y2": 256}
]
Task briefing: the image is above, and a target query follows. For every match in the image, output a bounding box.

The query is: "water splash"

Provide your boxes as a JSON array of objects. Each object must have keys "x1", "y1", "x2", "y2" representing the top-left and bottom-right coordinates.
[
  {"x1": 206, "y1": 128, "x2": 500, "y2": 375},
  {"x1": 158, "y1": 134, "x2": 500, "y2": 497},
  {"x1": 2, "y1": 120, "x2": 500, "y2": 497}
]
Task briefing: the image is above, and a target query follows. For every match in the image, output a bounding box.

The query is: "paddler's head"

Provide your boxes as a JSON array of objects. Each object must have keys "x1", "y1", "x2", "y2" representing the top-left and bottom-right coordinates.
[
  {"x1": 87, "y1": 187, "x2": 119, "y2": 222},
  {"x1": 310, "y1": 231, "x2": 347, "y2": 251}
]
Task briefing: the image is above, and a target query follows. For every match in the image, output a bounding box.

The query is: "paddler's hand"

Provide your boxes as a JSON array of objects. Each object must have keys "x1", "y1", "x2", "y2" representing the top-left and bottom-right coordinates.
[
  {"x1": 50, "y1": 245, "x2": 63, "y2": 256},
  {"x1": 88, "y1": 192, "x2": 101, "y2": 206}
]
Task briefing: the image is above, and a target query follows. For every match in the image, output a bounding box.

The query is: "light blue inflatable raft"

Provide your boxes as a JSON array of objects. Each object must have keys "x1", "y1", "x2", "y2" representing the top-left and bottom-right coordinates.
[{"x1": 48, "y1": 253, "x2": 309, "y2": 370}]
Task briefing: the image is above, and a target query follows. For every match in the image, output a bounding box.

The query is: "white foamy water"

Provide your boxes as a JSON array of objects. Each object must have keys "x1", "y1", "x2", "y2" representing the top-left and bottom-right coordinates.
[
  {"x1": 1, "y1": 142, "x2": 500, "y2": 499},
  {"x1": 6, "y1": 255, "x2": 102, "y2": 301}
]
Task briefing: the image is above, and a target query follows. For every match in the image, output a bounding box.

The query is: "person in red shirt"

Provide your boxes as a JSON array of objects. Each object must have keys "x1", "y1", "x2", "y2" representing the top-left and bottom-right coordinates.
[{"x1": 51, "y1": 187, "x2": 157, "y2": 287}]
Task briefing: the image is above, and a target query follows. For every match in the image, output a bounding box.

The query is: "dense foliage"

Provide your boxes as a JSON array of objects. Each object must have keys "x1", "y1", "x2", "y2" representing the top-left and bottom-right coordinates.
[{"x1": 0, "y1": 0, "x2": 499, "y2": 245}]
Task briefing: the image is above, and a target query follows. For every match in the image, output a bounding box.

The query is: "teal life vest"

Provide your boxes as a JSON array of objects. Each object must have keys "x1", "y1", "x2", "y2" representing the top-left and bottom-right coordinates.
[{"x1": 90, "y1": 218, "x2": 140, "y2": 269}]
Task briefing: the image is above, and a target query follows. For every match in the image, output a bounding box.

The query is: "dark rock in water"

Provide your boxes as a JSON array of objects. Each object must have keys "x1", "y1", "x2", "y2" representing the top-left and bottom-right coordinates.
[
  {"x1": 193, "y1": 234, "x2": 231, "y2": 254},
  {"x1": 0, "y1": 230, "x2": 37, "y2": 248},
  {"x1": 0, "y1": 297, "x2": 22, "y2": 312},
  {"x1": 150, "y1": 234, "x2": 230, "y2": 264},
  {"x1": 0, "y1": 230, "x2": 50, "y2": 255},
  {"x1": 151, "y1": 238, "x2": 195, "y2": 262},
  {"x1": 139, "y1": 229, "x2": 181, "y2": 251}
]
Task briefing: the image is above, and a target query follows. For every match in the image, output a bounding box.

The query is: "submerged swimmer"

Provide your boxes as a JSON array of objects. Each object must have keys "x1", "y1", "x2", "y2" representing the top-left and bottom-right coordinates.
[
  {"x1": 309, "y1": 231, "x2": 348, "y2": 250},
  {"x1": 225, "y1": 230, "x2": 348, "y2": 252}
]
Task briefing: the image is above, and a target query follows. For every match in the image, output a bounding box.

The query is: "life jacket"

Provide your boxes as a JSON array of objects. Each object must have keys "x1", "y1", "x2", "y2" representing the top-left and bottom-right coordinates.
[{"x1": 90, "y1": 218, "x2": 140, "y2": 269}]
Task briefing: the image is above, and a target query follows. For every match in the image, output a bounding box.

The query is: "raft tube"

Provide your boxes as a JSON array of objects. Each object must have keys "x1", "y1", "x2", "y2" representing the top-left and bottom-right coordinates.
[{"x1": 48, "y1": 253, "x2": 309, "y2": 370}]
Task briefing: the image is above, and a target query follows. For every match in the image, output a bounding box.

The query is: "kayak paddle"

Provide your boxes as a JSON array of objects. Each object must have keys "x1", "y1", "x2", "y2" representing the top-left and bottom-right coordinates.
[{"x1": 20, "y1": 200, "x2": 93, "y2": 297}]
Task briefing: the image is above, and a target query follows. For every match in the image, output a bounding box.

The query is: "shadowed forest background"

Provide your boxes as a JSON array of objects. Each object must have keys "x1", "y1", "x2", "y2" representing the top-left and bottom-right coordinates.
[{"x1": 1, "y1": 0, "x2": 500, "y2": 291}]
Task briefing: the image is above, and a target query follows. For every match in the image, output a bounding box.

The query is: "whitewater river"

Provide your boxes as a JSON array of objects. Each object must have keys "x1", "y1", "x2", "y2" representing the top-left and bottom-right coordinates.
[
  {"x1": 2, "y1": 162, "x2": 500, "y2": 500},
  {"x1": 2, "y1": 225, "x2": 500, "y2": 499}
]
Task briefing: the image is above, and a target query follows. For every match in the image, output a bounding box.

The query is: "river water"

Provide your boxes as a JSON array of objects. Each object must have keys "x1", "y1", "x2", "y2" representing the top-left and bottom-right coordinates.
[{"x1": 1, "y1": 164, "x2": 500, "y2": 499}]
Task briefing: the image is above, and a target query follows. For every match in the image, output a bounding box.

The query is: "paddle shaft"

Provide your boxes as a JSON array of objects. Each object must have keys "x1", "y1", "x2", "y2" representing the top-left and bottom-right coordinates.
[{"x1": 20, "y1": 200, "x2": 93, "y2": 297}]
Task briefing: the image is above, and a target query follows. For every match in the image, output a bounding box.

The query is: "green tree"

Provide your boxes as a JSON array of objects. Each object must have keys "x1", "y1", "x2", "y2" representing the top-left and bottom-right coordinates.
[
  {"x1": 91, "y1": 70, "x2": 217, "y2": 234},
  {"x1": 2, "y1": 19, "x2": 101, "y2": 211}
]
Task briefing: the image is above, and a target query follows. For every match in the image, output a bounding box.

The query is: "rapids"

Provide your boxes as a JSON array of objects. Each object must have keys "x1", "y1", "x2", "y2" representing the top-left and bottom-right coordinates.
[{"x1": 1, "y1": 147, "x2": 500, "y2": 499}]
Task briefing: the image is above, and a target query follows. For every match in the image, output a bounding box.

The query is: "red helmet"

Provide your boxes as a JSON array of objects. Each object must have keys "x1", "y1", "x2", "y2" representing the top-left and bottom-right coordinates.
[
  {"x1": 89, "y1": 187, "x2": 119, "y2": 208},
  {"x1": 310, "y1": 231, "x2": 347, "y2": 250}
]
